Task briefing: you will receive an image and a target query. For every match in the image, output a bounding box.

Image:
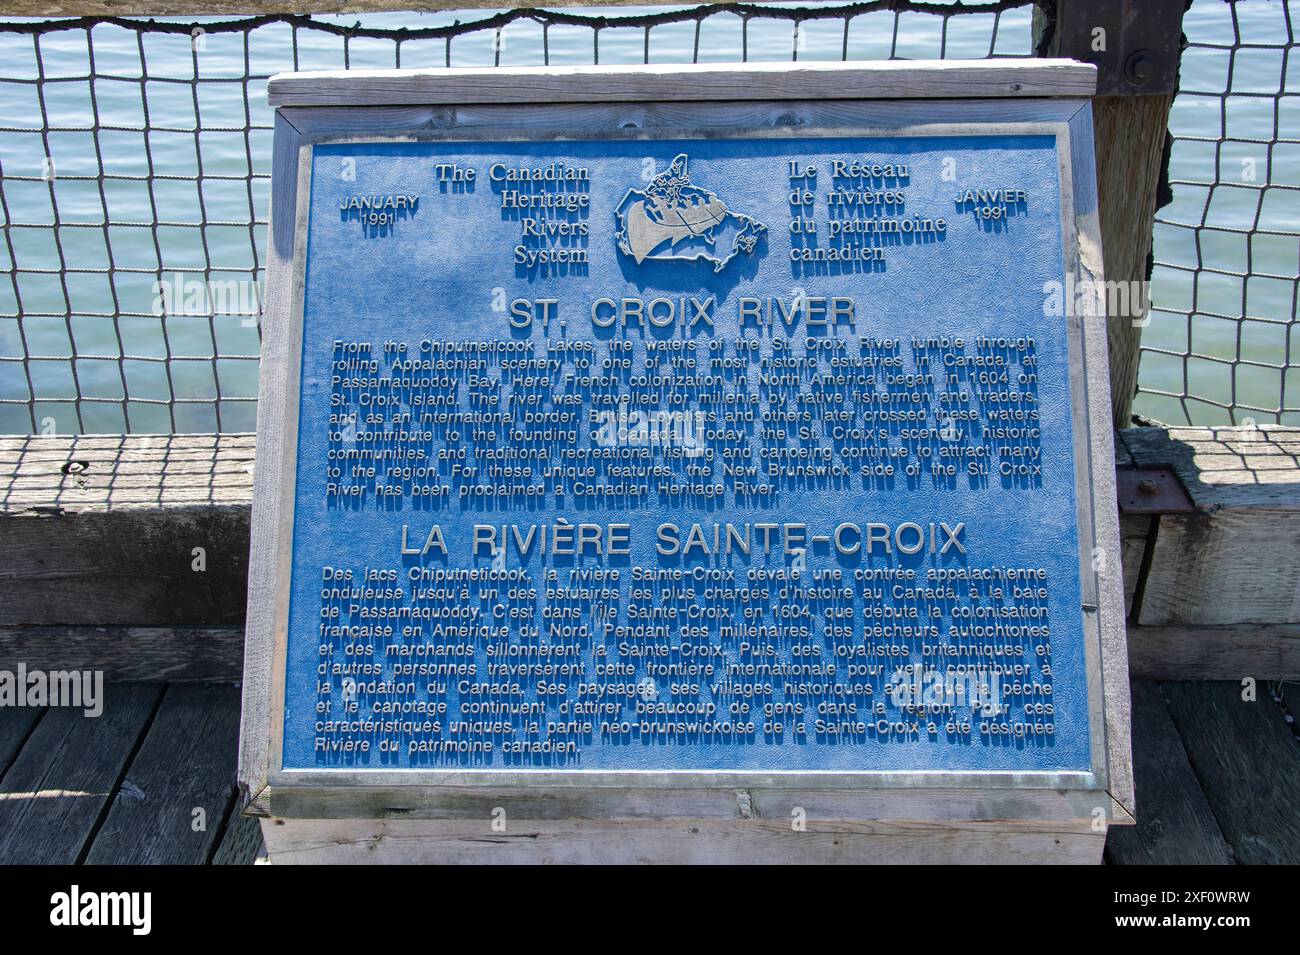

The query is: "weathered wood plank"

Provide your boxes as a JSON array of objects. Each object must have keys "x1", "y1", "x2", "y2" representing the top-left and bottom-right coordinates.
[
  {"x1": 0, "y1": 436, "x2": 252, "y2": 626},
  {"x1": 1113, "y1": 432, "x2": 1135, "y2": 469},
  {"x1": 1066, "y1": 98, "x2": 1135, "y2": 819},
  {"x1": 254, "y1": 784, "x2": 1120, "y2": 826},
  {"x1": 1121, "y1": 425, "x2": 1300, "y2": 511},
  {"x1": 0, "y1": 510, "x2": 251, "y2": 626},
  {"x1": 1118, "y1": 512, "x2": 1150, "y2": 618},
  {"x1": 1162, "y1": 681, "x2": 1300, "y2": 864},
  {"x1": 260, "y1": 817, "x2": 1105, "y2": 865},
  {"x1": 0, "y1": 708, "x2": 42, "y2": 782},
  {"x1": 1140, "y1": 510, "x2": 1300, "y2": 626},
  {"x1": 0, "y1": 684, "x2": 161, "y2": 865},
  {"x1": 1127, "y1": 624, "x2": 1300, "y2": 681},
  {"x1": 238, "y1": 108, "x2": 303, "y2": 805},
  {"x1": 268, "y1": 60, "x2": 1098, "y2": 108},
  {"x1": 0, "y1": 435, "x2": 255, "y2": 512},
  {"x1": 0, "y1": 626, "x2": 244, "y2": 683},
  {"x1": 282, "y1": 96, "x2": 1091, "y2": 140},
  {"x1": 211, "y1": 804, "x2": 265, "y2": 865},
  {"x1": 1103, "y1": 682, "x2": 1233, "y2": 865},
  {"x1": 85, "y1": 685, "x2": 240, "y2": 865},
  {"x1": 1120, "y1": 426, "x2": 1300, "y2": 626},
  {"x1": 1092, "y1": 95, "x2": 1174, "y2": 429}
]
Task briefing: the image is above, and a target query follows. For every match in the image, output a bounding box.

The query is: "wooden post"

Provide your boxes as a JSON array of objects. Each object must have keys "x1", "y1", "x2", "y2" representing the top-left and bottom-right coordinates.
[
  {"x1": 1091, "y1": 94, "x2": 1175, "y2": 429},
  {"x1": 1037, "y1": 1, "x2": 1184, "y2": 430}
]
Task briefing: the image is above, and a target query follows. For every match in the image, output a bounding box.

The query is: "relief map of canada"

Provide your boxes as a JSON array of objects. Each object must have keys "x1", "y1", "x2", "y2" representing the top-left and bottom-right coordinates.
[{"x1": 614, "y1": 153, "x2": 767, "y2": 272}]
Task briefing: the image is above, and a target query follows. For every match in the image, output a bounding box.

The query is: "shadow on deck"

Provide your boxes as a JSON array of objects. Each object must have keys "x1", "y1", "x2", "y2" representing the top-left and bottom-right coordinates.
[{"x1": 0, "y1": 679, "x2": 1295, "y2": 864}]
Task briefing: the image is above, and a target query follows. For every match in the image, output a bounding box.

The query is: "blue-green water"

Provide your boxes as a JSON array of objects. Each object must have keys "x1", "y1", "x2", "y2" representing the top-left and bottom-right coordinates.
[{"x1": 0, "y1": 0, "x2": 1295, "y2": 432}]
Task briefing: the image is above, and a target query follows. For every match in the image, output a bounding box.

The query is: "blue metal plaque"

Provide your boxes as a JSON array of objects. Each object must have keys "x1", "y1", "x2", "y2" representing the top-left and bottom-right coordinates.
[{"x1": 279, "y1": 132, "x2": 1095, "y2": 775}]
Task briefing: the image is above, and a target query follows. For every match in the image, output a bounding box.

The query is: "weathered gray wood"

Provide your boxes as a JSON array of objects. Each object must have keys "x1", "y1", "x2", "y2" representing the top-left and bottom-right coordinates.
[
  {"x1": 253, "y1": 784, "x2": 1121, "y2": 826},
  {"x1": 268, "y1": 60, "x2": 1098, "y2": 109},
  {"x1": 1036, "y1": 5, "x2": 1177, "y2": 429},
  {"x1": 260, "y1": 817, "x2": 1105, "y2": 865},
  {"x1": 1162, "y1": 681, "x2": 1300, "y2": 864},
  {"x1": 1103, "y1": 682, "x2": 1234, "y2": 865},
  {"x1": 1122, "y1": 425, "x2": 1300, "y2": 510},
  {"x1": 1142, "y1": 512, "x2": 1300, "y2": 626},
  {"x1": 1128, "y1": 624, "x2": 1300, "y2": 681},
  {"x1": 282, "y1": 97, "x2": 1094, "y2": 141},
  {"x1": 1091, "y1": 95, "x2": 1173, "y2": 429},
  {"x1": 0, "y1": 434, "x2": 255, "y2": 510},
  {"x1": 1113, "y1": 442, "x2": 1137, "y2": 575},
  {"x1": 1063, "y1": 101, "x2": 1135, "y2": 820},
  {"x1": 238, "y1": 109, "x2": 303, "y2": 804},
  {"x1": 0, "y1": 707, "x2": 42, "y2": 782},
  {"x1": 0, "y1": 626, "x2": 244, "y2": 683},
  {"x1": 0, "y1": 435, "x2": 253, "y2": 627},
  {"x1": 1119, "y1": 513, "x2": 1151, "y2": 617},
  {"x1": 1120, "y1": 426, "x2": 1300, "y2": 626},
  {"x1": 240, "y1": 94, "x2": 1128, "y2": 849},
  {"x1": 0, "y1": 684, "x2": 161, "y2": 865},
  {"x1": 0, "y1": 509, "x2": 250, "y2": 626},
  {"x1": 1113, "y1": 432, "x2": 1135, "y2": 469},
  {"x1": 212, "y1": 804, "x2": 265, "y2": 865},
  {"x1": 85, "y1": 685, "x2": 239, "y2": 864}
]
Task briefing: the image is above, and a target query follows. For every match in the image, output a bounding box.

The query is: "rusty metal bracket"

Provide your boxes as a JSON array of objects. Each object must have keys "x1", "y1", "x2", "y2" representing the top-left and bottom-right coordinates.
[
  {"x1": 1116, "y1": 465, "x2": 1195, "y2": 515},
  {"x1": 1045, "y1": 0, "x2": 1187, "y2": 96}
]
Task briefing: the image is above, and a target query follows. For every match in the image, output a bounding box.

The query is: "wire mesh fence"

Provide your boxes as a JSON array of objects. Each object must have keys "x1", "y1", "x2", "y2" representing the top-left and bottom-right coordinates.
[
  {"x1": 1136, "y1": 0, "x2": 1300, "y2": 427},
  {"x1": 0, "y1": 1, "x2": 1294, "y2": 433},
  {"x1": 0, "y1": 1, "x2": 1042, "y2": 435}
]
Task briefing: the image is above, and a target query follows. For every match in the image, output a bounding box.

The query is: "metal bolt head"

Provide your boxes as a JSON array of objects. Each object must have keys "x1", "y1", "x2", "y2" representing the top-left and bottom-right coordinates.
[
  {"x1": 1124, "y1": 50, "x2": 1156, "y2": 86},
  {"x1": 1137, "y1": 477, "x2": 1159, "y2": 494}
]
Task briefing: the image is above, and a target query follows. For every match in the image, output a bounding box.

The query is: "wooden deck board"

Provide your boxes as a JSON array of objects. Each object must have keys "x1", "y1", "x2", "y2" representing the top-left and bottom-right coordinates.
[
  {"x1": 0, "y1": 683, "x2": 261, "y2": 865},
  {"x1": 1160, "y1": 681, "x2": 1300, "y2": 864},
  {"x1": 211, "y1": 805, "x2": 265, "y2": 865},
  {"x1": 1276, "y1": 681, "x2": 1299, "y2": 727},
  {"x1": 0, "y1": 679, "x2": 1292, "y2": 864},
  {"x1": 0, "y1": 685, "x2": 161, "y2": 865},
  {"x1": 0, "y1": 626, "x2": 246, "y2": 686},
  {"x1": 0, "y1": 707, "x2": 42, "y2": 780},
  {"x1": 84, "y1": 685, "x2": 241, "y2": 865},
  {"x1": 1103, "y1": 682, "x2": 1234, "y2": 864}
]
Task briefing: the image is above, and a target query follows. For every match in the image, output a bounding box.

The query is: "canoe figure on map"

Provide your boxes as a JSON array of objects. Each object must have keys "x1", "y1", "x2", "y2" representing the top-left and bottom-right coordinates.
[{"x1": 615, "y1": 153, "x2": 767, "y2": 272}]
